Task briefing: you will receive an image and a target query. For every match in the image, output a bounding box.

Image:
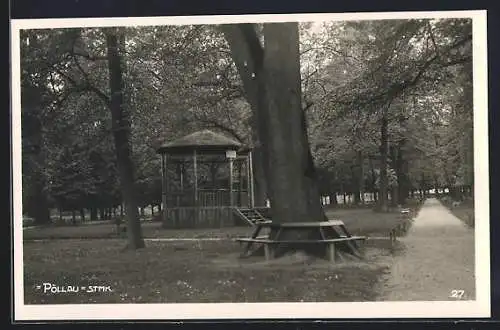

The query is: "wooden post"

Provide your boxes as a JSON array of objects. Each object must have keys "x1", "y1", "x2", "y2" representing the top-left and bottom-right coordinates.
[
  {"x1": 327, "y1": 243, "x2": 336, "y2": 263},
  {"x1": 248, "y1": 150, "x2": 255, "y2": 208},
  {"x1": 264, "y1": 244, "x2": 271, "y2": 261}
]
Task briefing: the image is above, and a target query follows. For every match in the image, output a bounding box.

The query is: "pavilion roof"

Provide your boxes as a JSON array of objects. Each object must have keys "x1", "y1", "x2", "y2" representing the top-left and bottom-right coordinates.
[{"x1": 157, "y1": 129, "x2": 244, "y2": 154}]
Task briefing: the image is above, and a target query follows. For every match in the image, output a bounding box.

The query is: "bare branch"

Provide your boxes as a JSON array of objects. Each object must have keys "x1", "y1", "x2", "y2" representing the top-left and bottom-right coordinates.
[
  {"x1": 54, "y1": 67, "x2": 110, "y2": 106},
  {"x1": 427, "y1": 22, "x2": 442, "y2": 61},
  {"x1": 72, "y1": 51, "x2": 107, "y2": 61},
  {"x1": 191, "y1": 111, "x2": 244, "y2": 142},
  {"x1": 303, "y1": 101, "x2": 314, "y2": 112},
  {"x1": 219, "y1": 24, "x2": 263, "y2": 112}
]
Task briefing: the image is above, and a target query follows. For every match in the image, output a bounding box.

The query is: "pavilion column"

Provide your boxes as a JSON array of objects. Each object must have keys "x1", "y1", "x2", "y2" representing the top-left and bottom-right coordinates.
[
  {"x1": 180, "y1": 163, "x2": 184, "y2": 192},
  {"x1": 246, "y1": 154, "x2": 251, "y2": 208},
  {"x1": 193, "y1": 150, "x2": 198, "y2": 225},
  {"x1": 237, "y1": 158, "x2": 243, "y2": 207},
  {"x1": 248, "y1": 150, "x2": 255, "y2": 208},
  {"x1": 229, "y1": 157, "x2": 234, "y2": 208},
  {"x1": 193, "y1": 150, "x2": 198, "y2": 205},
  {"x1": 228, "y1": 155, "x2": 234, "y2": 226},
  {"x1": 161, "y1": 153, "x2": 168, "y2": 224}
]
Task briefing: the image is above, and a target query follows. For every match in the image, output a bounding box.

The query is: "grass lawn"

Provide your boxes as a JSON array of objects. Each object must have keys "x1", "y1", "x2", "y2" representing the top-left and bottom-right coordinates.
[
  {"x1": 22, "y1": 203, "x2": 423, "y2": 304},
  {"x1": 23, "y1": 203, "x2": 422, "y2": 241},
  {"x1": 23, "y1": 238, "x2": 399, "y2": 304},
  {"x1": 440, "y1": 198, "x2": 474, "y2": 228}
]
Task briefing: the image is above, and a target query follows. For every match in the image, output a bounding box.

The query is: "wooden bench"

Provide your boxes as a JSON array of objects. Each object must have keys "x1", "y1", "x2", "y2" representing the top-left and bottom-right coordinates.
[{"x1": 235, "y1": 236, "x2": 367, "y2": 262}]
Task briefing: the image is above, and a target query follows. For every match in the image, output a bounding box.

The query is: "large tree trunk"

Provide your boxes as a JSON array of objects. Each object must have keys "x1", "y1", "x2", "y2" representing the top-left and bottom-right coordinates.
[
  {"x1": 420, "y1": 173, "x2": 427, "y2": 199},
  {"x1": 222, "y1": 23, "x2": 326, "y2": 229},
  {"x1": 26, "y1": 173, "x2": 51, "y2": 225},
  {"x1": 90, "y1": 207, "x2": 98, "y2": 221},
  {"x1": 252, "y1": 145, "x2": 268, "y2": 206},
  {"x1": 259, "y1": 23, "x2": 325, "y2": 224},
  {"x1": 396, "y1": 144, "x2": 409, "y2": 205},
  {"x1": 368, "y1": 157, "x2": 377, "y2": 203},
  {"x1": 105, "y1": 28, "x2": 145, "y2": 249},
  {"x1": 388, "y1": 145, "x2": 398, "y2": 207},
  {"x1": 329, "y1": 192, "x2": 338, "y2": 206},
  {"x1": 377, "y1": 110, "x2": 389, "y2": 211},
  {"x1": 22, "y1": 85, "x2": 51, "y2": 225},
  {"x1": 461, "y1": 60, "x2": 474, "y2": 200},
  {"x1": 352, "y1": 165, "x2": 360, "y2": 205},
  {"x1": 353, "y1": 150, "x2": 364, "y2": 204}
]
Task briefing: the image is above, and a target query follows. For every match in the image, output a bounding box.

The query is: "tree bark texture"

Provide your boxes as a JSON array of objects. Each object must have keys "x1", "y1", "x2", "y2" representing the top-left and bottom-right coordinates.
[
  {"x1": 378, "y1": 110, "x2": 389, "y2": 211},
  {"x1": 396, "y1": 144, "x2": 409, "y2": 205},
  {"x1": 105, "y1": 28, "x2": 145, "y2": 249},
  {"x1": 22, "y1": 84, "x2": 51, "y2": 225},
  {"x1": 222, "y1": 23, "x2": 326, "y2": 226}
]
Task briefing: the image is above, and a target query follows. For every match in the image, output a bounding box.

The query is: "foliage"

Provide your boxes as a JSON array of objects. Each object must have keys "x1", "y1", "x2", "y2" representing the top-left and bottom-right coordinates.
[
  {"x1": 300, "y1": 19, "x2": 473, "y2": 202},
  {"x1": 19, "y1": 18, "x2": 474, "y2": 220}
]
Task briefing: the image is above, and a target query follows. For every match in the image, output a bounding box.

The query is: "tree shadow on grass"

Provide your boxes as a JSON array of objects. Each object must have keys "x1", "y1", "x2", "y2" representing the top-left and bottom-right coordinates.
[{"x1": 23, "y1": 237, "x2": 406, "y2": 304}]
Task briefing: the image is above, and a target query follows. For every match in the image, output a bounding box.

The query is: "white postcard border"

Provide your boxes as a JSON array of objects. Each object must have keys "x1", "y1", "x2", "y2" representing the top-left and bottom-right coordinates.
[{"x1": 11, "y1": 10, "x2": 490, "y2": 320}]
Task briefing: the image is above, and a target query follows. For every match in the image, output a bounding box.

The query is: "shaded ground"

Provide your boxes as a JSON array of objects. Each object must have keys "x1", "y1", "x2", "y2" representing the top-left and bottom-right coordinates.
[
  {"x1": 22, "y1": 203, "x2": 423, "y2": 304},
  {"x1": 23, "y1": 238, "x2": 398, "y2": 304},
  {"x1": 376, "y1": 198, "x2": 475, "y2": 301},
  {"x1": 23, "y1": 205, "x2": 420, "y2": 241}
]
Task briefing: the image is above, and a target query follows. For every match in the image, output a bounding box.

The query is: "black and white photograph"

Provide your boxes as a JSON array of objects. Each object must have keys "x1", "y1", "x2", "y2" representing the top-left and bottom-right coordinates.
[{"x1": 11, "y1": 11, "x2": 490, "y2": 320}]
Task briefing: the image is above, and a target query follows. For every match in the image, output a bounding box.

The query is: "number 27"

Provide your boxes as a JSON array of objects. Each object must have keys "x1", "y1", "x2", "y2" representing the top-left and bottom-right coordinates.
[{"x1": 449, "y1": 290, "x2": 465, "y2": 299}]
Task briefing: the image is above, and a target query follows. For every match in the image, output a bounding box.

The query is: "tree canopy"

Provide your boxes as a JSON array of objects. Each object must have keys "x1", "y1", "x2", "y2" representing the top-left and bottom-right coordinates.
[{"x1": 20, "y1": 18, "x2": 473, "y2": 234}]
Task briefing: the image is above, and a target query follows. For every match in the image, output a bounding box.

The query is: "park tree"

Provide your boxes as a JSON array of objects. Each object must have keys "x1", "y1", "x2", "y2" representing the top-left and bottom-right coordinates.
[
  {"x1": 21, "y1": 27, "x2": 146, "y2": 248},
  {"x1": 221, "y1": 22, "x2": 327, "y2": 228},
  {"x1": 19, "y1": 19, "x2": 473, "y2": 242},
  {"x1": 20, "y1": 29, "x2": 79, "y2": 224},
  {"x1": 104, "y1": 27, "x2": 145, "y2": 249},
  {"x1": 301, "y1": 18, "x2": 472, "y2": 209},
  {"x1": 122, "y1": 25, "x2": 257, "y2": 211}
]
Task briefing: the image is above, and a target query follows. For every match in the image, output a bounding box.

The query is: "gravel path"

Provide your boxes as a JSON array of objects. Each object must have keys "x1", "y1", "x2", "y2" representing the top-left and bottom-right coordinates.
[{"x1": 377, "y1": 198, "x2": 475, "y2": 301}]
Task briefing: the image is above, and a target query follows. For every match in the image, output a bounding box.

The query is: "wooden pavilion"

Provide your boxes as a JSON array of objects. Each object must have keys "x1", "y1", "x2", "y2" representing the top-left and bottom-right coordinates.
[{"x1": 157, "y1": 129, "x2": 267, "y2": 228}]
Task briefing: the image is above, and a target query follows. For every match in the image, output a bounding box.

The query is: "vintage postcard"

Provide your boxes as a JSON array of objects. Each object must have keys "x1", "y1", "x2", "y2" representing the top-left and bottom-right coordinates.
[{"x1": 11, "y1": 10, "x2": 490, "y2": 320}]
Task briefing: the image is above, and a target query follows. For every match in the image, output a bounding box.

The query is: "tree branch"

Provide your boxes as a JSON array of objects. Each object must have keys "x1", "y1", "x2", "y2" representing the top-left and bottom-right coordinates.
[
  {"x1": 72, "y1": 51, "x2": 107, "y2": 61},
  {"x1": 427, "y1": 22, "x2": 442, "y2": 61},
  {"x1": 191, "y1": 112, "x2": 244, "y2": 143},
  {"x1": 219, "y1": 24, "x2": 263, "y2": 112},
  {"x1": 64, "y1": 32, "x2": 111, "y2": 105},
  {"x1": 54, "y1": 67, "x2": 110, "y2": 106}
]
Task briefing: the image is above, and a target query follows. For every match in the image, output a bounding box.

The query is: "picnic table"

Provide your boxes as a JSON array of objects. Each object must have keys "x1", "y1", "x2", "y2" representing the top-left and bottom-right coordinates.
[{"x1": 235, "y1": 220, "x2": 366, "y2": 262}]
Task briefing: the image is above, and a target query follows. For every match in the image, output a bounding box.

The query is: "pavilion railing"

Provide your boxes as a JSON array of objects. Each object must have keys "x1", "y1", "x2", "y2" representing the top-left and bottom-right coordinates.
[
  {"x1": 163, "y1": 207, "x2": 235, "y2": 228},
  {"x1": 166, "y1": 189, "x2": 250, "y2": 208}
]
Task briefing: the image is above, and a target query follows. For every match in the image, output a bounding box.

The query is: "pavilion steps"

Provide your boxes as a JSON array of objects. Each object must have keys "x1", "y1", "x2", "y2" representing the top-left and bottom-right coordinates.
[{"x1": 234, "y1": 207, "x2": 271, "y2": 226}]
